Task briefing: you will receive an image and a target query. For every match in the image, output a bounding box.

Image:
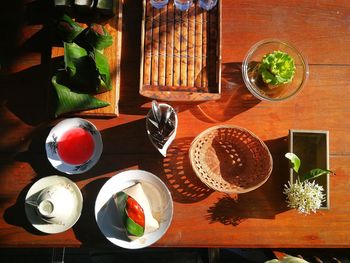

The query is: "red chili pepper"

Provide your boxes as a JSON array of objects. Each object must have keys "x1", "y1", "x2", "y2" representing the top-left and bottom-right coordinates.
[{"x1": 126, "y1": 196, "x2": 145, "y2": 227}]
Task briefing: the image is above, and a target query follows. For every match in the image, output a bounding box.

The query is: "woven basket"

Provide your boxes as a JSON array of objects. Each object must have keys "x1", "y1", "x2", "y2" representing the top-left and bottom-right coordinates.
[{"x1": 189, "y1": 125, "x2": 273, "y2": 193}]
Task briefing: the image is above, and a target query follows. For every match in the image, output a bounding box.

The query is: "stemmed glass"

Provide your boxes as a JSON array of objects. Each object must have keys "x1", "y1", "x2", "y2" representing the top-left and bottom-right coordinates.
[
  {"x1": 199, "y1": 0, "x2": 218, "y2": 10},
  {"x1": 174, "y1": 0, "x2": 193, "y2": 11},
  {"x1": 150, "y1": 0, "x2": 169, "y2": 9}
]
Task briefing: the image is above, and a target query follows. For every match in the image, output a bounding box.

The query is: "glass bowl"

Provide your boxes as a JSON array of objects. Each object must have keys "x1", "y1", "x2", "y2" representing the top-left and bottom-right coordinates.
[{"x1": 242, "y1": 39, "x2": 309, "y2": 101}]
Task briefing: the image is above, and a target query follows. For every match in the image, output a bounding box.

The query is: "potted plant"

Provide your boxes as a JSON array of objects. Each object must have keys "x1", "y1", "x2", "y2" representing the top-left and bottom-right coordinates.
[{"x1": 242, "y1": 39, "x2": 309, "y2": 101}]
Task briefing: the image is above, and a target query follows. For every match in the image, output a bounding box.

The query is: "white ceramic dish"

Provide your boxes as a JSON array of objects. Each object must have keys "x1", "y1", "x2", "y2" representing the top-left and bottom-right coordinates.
[
  {"x1": 95, "y1": 170, "x2": 173, "y2": 249},
  {"x1": 45, "y1": 118, "x2": 103, "y2": 174},
  {"x1": 25, "y1": 175, "x2": 83, "y2": 234}
]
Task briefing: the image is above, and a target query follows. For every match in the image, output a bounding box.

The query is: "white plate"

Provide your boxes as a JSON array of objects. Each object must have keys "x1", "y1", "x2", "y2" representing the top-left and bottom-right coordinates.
[
  {"x1": 25, "y1": 175, "x2": 83, "y2": 234},
  {"x1": 45, "y1": 118, "x2": 103, "y2": 174},
  {"x1": 95, "y1": 170, "x2": 173, "y2": 249}
]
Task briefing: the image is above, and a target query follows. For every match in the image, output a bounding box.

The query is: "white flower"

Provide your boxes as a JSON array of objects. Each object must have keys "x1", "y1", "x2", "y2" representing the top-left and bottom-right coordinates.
[{"x1": 283, "y1": 180, "x2": 325, "y2": 215}]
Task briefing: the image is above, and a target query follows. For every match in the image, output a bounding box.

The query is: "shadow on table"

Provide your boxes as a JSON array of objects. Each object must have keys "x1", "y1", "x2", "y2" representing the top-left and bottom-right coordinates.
[
  {"x1": 206, "y1": 136, "x2": 290, "y2": 226},
  {"x1": 87, "y1": 120, "x2": 214, "y2": 203},
  {"x1": 0, "y1": 64, "x2": 52, "y2": 126},
  {"x1": 72, "y1": 177, "x2": 112, "y2": 246},
  {"x1": 3, "y1": 182, "x2": 48, "y2": 236},
  {"x1": 157, "y1": 137, "x2": 214, "y2": 203},
  {"x1": 14, "y1": 125, "x2": 60, "y2": 178},
  {"x1": 189, "y1": 62, "x2": 261, "y2": 123}
]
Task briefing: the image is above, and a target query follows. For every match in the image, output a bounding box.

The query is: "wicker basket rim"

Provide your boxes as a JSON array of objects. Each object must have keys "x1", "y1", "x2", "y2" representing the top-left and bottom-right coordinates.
[{"x1": 189, "y1": 125, "x2": 273, "y2": 193}]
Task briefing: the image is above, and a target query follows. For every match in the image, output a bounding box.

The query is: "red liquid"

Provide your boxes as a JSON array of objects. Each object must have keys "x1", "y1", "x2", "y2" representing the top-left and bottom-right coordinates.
[{"x1": 57, "y1": 128, "x2": 95, "y2": 165}]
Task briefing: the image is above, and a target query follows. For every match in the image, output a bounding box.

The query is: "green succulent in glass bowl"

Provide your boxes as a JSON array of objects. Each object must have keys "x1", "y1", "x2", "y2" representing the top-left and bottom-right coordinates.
[
  {"x1": 242, "y1": 39, "x2": 309, "y2": 102},
  {"x1": 259, "y1": 51, "x2": 296, "y2": 85}
]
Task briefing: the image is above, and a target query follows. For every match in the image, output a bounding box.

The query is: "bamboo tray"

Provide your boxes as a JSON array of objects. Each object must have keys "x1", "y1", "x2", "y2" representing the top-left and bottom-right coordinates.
[
  {"x1": 51, "y1": 1, "x2": 123, "y2": 116},
  {"x1": 140, "y1": 0, "x2": 222, "y2": 101}
]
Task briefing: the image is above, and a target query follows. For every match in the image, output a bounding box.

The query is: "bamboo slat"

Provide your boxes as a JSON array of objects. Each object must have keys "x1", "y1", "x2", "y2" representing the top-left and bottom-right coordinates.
[
  {"x1": 158, "y1": 5, "x2": 167, "y2": 86},
  {"x1": 166, "y1": 3, "x2": 175, "y2": 86},
  {"x1": 173, "y1": 7, "x2": 181, "y2": 87},
  {"x1": 194, "y1": 2, "x2": 203, "y2": 88},
  {"x1": 151, "y1": 7, "x2": 160, "y2": 86},
  {"x1": 143, "y1": 1, "x2": 153, "y2": 86},
  {"x1": 140, "y1": 0, "x2": 221, "y2": 101},
  {"x1": 187, "y1": 4, "x2": 196, "y2": 87},
  {"x1": 180, "y1": 8, "x2": 189, "y2": 86}
]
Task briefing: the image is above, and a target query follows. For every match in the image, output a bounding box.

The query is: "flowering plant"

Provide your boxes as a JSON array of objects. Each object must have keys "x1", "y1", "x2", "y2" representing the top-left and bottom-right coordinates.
[{"x1": 284, "y1": 153, "x2": 333, "y2": 214}]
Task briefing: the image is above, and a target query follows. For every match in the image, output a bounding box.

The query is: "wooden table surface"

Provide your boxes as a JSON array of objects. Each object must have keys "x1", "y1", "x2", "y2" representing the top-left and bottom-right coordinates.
[{"x1": 0, "y1": 0, "x2": 349, "y2": 248}]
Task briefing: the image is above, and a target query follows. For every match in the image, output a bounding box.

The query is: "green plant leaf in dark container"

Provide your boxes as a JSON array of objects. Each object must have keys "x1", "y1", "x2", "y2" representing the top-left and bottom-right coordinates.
[
  {"x1": 85, "y1": 23, "x2": 113, "y2": 51},
  {"x1": 301, "y1": 168, "x2": 333, "y2": 182},
  {"x1": 56, "y1": 14, "x2": 84, "y2": 43},
  {"x1": 52, "y1": 74, "x2": 109, "y2": 117},
  {"x1": 285, "y1": 152, "x2": 301, "y2": 173}
]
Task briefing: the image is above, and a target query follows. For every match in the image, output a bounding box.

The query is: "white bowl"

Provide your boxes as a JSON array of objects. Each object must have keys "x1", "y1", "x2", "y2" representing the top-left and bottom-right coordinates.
[
  {"x1": 25, "y1": 175, "x2": 83, "y2": 234},
  {"x1": 95, "y1": 170, "x2": 173, "y2": 249},
  {"x1": 45, "y1": 118, "x2": 103, "y2": 174}
]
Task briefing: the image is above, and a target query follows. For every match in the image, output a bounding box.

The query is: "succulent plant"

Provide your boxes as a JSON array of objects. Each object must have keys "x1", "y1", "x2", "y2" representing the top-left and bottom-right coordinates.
[{"x1": 259, "y1": 51, "x2": 296, "y2": 85}]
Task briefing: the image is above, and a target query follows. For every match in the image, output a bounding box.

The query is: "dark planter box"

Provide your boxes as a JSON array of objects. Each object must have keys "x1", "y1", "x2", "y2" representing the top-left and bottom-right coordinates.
[{"x1": 289, "y1": 130, "x2": 330, "y2": 209}]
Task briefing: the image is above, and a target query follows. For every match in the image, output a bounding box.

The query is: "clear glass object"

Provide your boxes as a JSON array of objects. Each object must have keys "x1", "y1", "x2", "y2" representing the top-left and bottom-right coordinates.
[
  {"x1": 174, "y1": 0, "x2": 193, "y2": 11},
  {"x1": 150, "y1": 0, "x2": 169, "y2": 9},
  {"x1": 242, "y1": 39, "x2": 309, "y2": 102},
  {"x1": 199, "y1": 0, "x2": 218, "y2": 10}
]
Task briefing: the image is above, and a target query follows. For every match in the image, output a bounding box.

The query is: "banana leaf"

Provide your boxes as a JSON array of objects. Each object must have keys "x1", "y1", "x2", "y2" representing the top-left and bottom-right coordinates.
[
  {"x1": 52, "y1": 74, "x2": 109, "y2": 117},
  {"x1": 57, "y1": 14, "x2": 83, "y2": 43},
  {"x1": 64, "y1": 42, "x2": 111, "y2": 93},
  {"x1": 85, "y1": 23, "x2": 113, "y2": 50}
]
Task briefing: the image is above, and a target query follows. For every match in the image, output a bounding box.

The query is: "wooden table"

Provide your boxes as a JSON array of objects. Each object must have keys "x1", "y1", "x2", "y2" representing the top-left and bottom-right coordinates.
[{"x1": 0, "y1": 0, "x2": 349, "y2": 248}]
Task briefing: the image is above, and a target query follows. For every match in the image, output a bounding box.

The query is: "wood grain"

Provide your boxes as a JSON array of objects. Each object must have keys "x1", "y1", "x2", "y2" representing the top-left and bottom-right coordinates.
[{"x1": 1, "y1": 0, "x2": 350, "y2": 248}]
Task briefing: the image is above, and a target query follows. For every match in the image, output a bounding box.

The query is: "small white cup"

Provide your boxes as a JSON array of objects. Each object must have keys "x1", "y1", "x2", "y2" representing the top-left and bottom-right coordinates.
[{"x1": 27, "y1": 184, "x2": 75, "y2": 225}]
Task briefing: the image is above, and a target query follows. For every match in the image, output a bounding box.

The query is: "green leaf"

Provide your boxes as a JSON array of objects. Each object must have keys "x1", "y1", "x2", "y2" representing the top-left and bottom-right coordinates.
[
  {"x1": 64, "y1": 42, "x2": 88, "y2": 77},
  {"x1": 94, "y1": 50, "x2": 112, "y2": 92},
  {"x1": 301, "y1": 168, "x2": 333, "y2": 182},
  {"x1": 125, "y1": 216, "x2": 145, "y2": 237},
  {"x1": 57, "y1": 14, "x2": 83, "y2": 43},
  {"x1": 85, "y1": 23, "x2": 113, "y2": 51},
  {"x1": 64, "y1": 42, "x2": 111, "y2": 93},
  {"x1": 52, "y1": 74, "x2": 109, "y2": 117},
  {"x1": 115, "y1": 192, "x2": 145, "y2": 237},
  {"x1": 259, "y1": 51, "x2": 296, "y2": 85},
  {"x1": 116, "y1": 192, "x2": 128, "y2": 216},
  {"x1": 285, "y1": 152, "x2": 301, "y2": 173}
]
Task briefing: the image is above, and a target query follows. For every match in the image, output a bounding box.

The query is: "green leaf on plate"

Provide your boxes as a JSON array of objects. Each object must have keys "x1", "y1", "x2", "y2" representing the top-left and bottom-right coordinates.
[
  {"x1": 125, "y1": 215, "x2": 145, "y2": 237},
  {"x1": 115, "y1": 192, "x2": 145, "y2": 237},
  {"x1": 285, "y1": 152, "x2": 301, "y2": 173},
  {"x1": 301, "y1": 168, "x2": 333, "y2": 182},
  {"x1": 52, "y1": 74, "x2": 109, "y2": 117}
]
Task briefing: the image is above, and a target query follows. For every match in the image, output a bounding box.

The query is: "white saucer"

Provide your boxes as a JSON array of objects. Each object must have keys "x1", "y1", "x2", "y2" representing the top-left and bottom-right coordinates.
[
  {"x1": 45, "y1": 118, "x2": 103, "y2": 174},
  {"x1": 95, "y1": 170, "x2": 173, "y2": 249},
  {"x1": 25, "y1": 175, "x2": 83, "y2": 234}
]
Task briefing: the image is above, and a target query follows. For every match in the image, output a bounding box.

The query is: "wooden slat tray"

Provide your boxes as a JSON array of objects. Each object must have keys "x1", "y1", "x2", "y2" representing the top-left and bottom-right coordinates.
[
  {"x1": 51, "y1": 1, "x2": 122, "y2": 116},
  {"x1": 140, "y1": 0, "x2": 221, "y2": 101}
]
